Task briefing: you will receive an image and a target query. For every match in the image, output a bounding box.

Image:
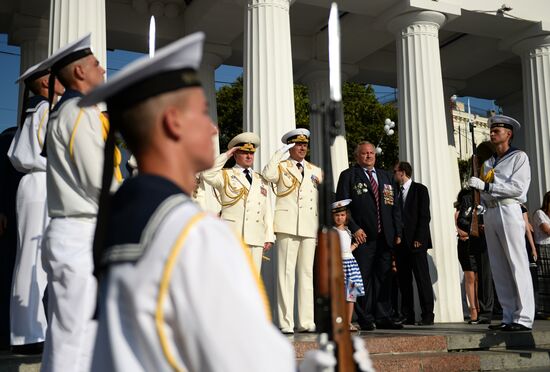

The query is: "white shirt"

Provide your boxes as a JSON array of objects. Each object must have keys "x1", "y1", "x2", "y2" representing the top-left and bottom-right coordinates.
[
  {"x1": 481, "y1": 149, "x2": 530, "y2": 205},
  {"x1": 7, "y1": 99, "x2": 48, "y2": 173},
  {"x1": 533, "y1": 209, "x2": 550, "y2": 245},
  {"x1": 334, "y1": 227, "x2": 354, "y2": 259},
  {"x1": 46, "y1": 94, "x2": 117, "y2": 218},
  {"x1": 92, "y1": 201, "x2": 295, "y2": 372},
  {"x1": 400, "y1": 178, "x2": 412, "y2": 203},
  {"x1": 363, "y1": 167, "x2": 379, "y2": 185}
]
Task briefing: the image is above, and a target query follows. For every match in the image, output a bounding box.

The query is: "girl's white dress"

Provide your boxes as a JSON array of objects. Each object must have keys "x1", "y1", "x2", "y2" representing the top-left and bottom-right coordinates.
[{"x1": 334, "y1": 227, "x2": 365, "y2": 302}]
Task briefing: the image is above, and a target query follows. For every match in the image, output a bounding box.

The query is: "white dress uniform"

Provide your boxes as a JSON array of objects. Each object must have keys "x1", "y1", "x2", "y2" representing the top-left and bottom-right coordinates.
[
  {"x1": 7, "y1": 96, "x2": 49, "y2": 346},
  {"x1": 480, "y1": 147, "x2": 534, "y2": 328},
  {"x1": 262, "y1": 130, "x2": 322, "y2": 333},
  {"x1": 91, "y1": 176, "x2": 295, "y2": 372},
  {"x1": 203, "y1": 149, "x2": 274, "y2": 273},
  {"x1": 41, "y1": 88, "x2": 109, "y2": 372}
]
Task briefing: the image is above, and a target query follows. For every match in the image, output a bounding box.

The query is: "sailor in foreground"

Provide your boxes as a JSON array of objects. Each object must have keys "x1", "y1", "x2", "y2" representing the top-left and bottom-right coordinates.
[
  {"x1": 262, "y1": 129, "x2": 322, "y2": 334},
  {"x1": 7, "y1": 62, "x2": 63, "y2": 353},
  {"x1": 468, "y1": 114, "x2": 534, "y2": 331},
  {"x1": 202, "y1": 132, "x2": 274, "y2": 274},
  {"x1": 39, "y1": 34, "x2": 122, "y2": 372}
]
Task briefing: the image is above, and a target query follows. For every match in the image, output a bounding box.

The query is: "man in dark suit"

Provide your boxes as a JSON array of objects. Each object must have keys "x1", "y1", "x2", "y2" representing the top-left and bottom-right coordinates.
[
  {"x1": 336, "y1": 141, "x2": 402, "y2": 330},
  {"x1": 393, "y1": 161, "x2": 435, "y2": 325}
]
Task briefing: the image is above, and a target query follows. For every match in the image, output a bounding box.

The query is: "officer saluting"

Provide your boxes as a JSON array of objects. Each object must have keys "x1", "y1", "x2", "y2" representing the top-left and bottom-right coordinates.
[
  {"x1": 468, "y1": 114, "x2": 534, "y2": 332},
  {"x1": 262, "y1": 128, "x2": 322, "y2": 334},
  {"x1": 80, "y1": 33, "x2": 296, "y2": 371},
  {"x1": 203, "y1": 132, "x2": 274, "y2": 274}
]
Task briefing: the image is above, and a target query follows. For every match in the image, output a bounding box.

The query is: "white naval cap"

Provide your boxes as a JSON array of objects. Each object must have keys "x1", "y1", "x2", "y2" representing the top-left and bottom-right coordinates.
[
  {"x1": 44, "y1": 33, "x2": 93, "y2": 74},
  {"x1": 331, "y1": 199, "x2": 351, "y2": 212},
  {"x1": 227, "y1": 132, "x2": 260, "y2": 153},
  {"x1": 281, "y1": 128, "x2": 310, "y2": 144},
  {"x1": 488, "y1": 115, "x2": 521, "y2": 132},
  {"x1": 16, "y1": 61, "x2": 49, "y2": 84},
  {"x1": 79, "y1": 32, "x2": 204, "y2": 110}
]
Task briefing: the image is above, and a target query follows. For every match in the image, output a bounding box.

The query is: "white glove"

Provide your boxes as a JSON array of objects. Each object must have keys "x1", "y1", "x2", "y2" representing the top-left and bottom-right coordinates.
[
  {"x1": 352, "y1": 336, "x2": 375, "y2": 372},
  {"x1": 299, "y1": 348, "x2": 337, "y2": 372},
  {"x1": 468, "y1": 177, "x2": 485, "y2": 191},
  {"x1": 279, "y1": 143, "x2": 296, "y2": 153}
]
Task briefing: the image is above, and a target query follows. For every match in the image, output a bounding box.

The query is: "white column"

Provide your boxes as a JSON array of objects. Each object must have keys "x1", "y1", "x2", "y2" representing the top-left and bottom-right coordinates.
[
  {"x1": 512, "y1": 35, "x2": 550, "y2": 211},
  {"x1": 12, "y1": 18, "x2": 49, "y2": 123},
  {"x1": 49, "y1": 0, "x2": 107, "y2": 69},
  {"x1": 197, "y1": 49, "x2": 227, "y2": 215},
  {"x1": 243, "y1": 0, "x2": 296, "y2": 171},
  {"x1": 301, "y1": 65, "x2": 349, "y2": 188},
  {"x1": 388, "y1": 11, "x2": 463, "y2": 323}
]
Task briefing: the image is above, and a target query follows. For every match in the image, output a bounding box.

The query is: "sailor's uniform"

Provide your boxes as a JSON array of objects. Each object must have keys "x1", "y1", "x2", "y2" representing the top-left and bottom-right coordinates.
[
  {"x1": 202, "y1": 151, "x2": 274, "y2": 273},
  {"x1": 480, "y1": 148, "x2": 534, "y2": 328},
  {"x1": 7, "y1": 96, "x2": 49, "y2": 345},
  {"x1": 92, "y1": 175, "x2": 295, "y2": 372},
  {"x1": 41, "y1": 89, "x2": 118, "y2": 372}
]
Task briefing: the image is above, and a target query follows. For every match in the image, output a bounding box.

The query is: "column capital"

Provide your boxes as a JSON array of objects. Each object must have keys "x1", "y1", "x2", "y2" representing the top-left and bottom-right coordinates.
[
  {"x1": 247, "y1": 0, "x2": 292, "y2": 11},
  {"x1": 500, "y1": 22, "x2": 550, "y2": 54},
  {"x1": 10, "y1": 13, "x2": 49, "y2": 45},
  {"x1": 202, "y1": 43, "x2": 232, "y2": 68},
  {"x1": 387, "y1": 10, "x2": 447, "y2": 35}
]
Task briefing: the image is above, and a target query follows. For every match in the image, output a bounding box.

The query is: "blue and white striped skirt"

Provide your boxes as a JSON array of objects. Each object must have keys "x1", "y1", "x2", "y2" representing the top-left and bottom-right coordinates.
[{"x1": 343, "y1": 257, "x2": 365, "y2": 302}]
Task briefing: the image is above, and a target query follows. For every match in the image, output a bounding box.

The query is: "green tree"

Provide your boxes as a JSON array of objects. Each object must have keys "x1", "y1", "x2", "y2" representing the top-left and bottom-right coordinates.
[
  {"x1": 216, "y1": 79, "x2": 399, "y2": 169},
  {"x1": 342, "y1": 83, "x2": 398, "y2": 169}
]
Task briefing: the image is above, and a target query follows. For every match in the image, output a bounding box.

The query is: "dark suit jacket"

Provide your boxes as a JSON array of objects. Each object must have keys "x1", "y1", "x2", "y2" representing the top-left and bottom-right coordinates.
[
  {"x1": 336, "y1": 164, "x2": 401, "y2": 247},
  {"x1": 399, "y1": 181, "x2": 432, "y2": 249}
]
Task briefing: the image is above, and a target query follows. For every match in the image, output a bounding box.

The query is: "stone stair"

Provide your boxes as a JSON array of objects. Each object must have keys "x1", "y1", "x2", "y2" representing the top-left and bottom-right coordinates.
[
  {"x1": 292, "y1": 323, "x2": 550, "y2": 371},
  {"x1": 2, "y1": 323, "x2": 550, "y2": 371}
]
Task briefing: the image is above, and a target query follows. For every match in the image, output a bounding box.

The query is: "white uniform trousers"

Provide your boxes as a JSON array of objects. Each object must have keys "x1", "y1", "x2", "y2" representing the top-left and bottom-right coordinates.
[
  {"x1": 41, "y1": 218, "x2": 97, "y2": 372},
  {"x1": 10, "y1": 171, "x2": 48, "y2": 345},
  {"x1": 485, "y1": 203, "x2": 535, "y2": 328},
  {"x1": 276, "y1": 233, "x2": 316, "y2": 332},
  {"x1": 250, "y1": 246, "x2": 263, "y2": 277}
]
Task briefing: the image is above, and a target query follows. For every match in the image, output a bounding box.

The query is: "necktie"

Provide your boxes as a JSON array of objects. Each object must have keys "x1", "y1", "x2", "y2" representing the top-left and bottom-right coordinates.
[
  {"x1": 366, "y1": 169, "x2": 381, "y2": 233},
  {"x1": 296, "y1": 162, "x2": 304, "y2": 178},
  {"x1": 244, "y1": 169, "x2": 252, "y2": 184}
]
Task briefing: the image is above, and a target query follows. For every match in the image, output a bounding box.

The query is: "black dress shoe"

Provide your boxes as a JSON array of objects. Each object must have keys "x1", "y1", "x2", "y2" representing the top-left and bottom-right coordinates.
[
  {"x1": 376, "y1": 320, "x2": 404, "y2": 330},
  {"x1": 488, "y1": 323, "x2": 507, "y2": 330},
  {"x1": 10, "y1": 342, "x2": 44, "y2": 355},
  {"x1": 359, "y1": 322, "x2": 376, "y2": 331},
  {"x1": 416, "y1": 319, "x2": 434, "y2": 326},
  {"x1": 394, "y1": 316, "x2": 416, "y2": 325},
  {"x1": 502, "y1": 323, "x2": 532, "y2": 332}
]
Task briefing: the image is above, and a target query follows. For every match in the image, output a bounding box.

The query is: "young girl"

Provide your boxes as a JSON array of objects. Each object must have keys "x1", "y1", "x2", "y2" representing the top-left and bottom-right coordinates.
[{"x1": 332, "y1": 199, "x2": 365, "y2": 331}]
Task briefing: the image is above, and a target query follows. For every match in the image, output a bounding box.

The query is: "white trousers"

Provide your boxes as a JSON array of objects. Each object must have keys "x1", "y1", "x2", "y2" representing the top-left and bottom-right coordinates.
[
  {"x1": 10, "y1": 171, "x2": 49, "y2": 345},
  {"x1": 275, "y1": 233, "x2": 316, "y2": 332},
  {"x1": 250, "y1": 245, "x2": 263, "y2": 277},
  {"x1": 485, "y1": 203, "x2": 535, "y2": 328},
  {"x1": 41, "y1": 218, "x2": 97, "y2": 372}
]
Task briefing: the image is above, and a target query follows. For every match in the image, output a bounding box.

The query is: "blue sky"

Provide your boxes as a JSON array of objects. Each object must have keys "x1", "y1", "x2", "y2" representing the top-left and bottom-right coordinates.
[{"x1": 0, "y1": 33, "x2": 498, "y2": 132}]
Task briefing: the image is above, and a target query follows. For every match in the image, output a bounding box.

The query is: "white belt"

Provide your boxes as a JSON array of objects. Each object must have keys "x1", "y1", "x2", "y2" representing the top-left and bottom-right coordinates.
[{"x1": 485, "y1": 198, "x2": 519, "y2": 209}]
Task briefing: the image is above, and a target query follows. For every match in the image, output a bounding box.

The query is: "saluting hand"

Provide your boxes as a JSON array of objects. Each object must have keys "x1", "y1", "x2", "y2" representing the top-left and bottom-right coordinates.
[{"x1": 279, "y1": 143, "x2": 296, "y2": 153}]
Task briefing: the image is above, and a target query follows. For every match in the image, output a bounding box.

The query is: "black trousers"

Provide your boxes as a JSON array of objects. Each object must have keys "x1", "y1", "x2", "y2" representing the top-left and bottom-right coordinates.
[
  {"x1": 395, "y1": 246, "x2": 434, "y2": 322},
  {"x1": 353, "y1": 235, "x2": 393, "y2": 325}
]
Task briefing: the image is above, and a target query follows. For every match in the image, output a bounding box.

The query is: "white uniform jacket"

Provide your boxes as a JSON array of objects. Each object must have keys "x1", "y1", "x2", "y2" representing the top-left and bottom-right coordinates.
[
  {"x1": 92, "y1": 175, "x2": 295, "y2": 372},
  {"x1": 8, "y1": 97, "x2": 48, "y2": 172},
  {"x1": 202, "y1": 152, "x2": 274, "y2": 246},
  {"x1": 480, "y1": 148, "x2": 530, "y2": 205},
  {"x1": 262, "y1": 149, "x2": 322, "y2": 239},
  {"x1": 45, "y1": 89, "x2": 117, "y2": 218}
]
